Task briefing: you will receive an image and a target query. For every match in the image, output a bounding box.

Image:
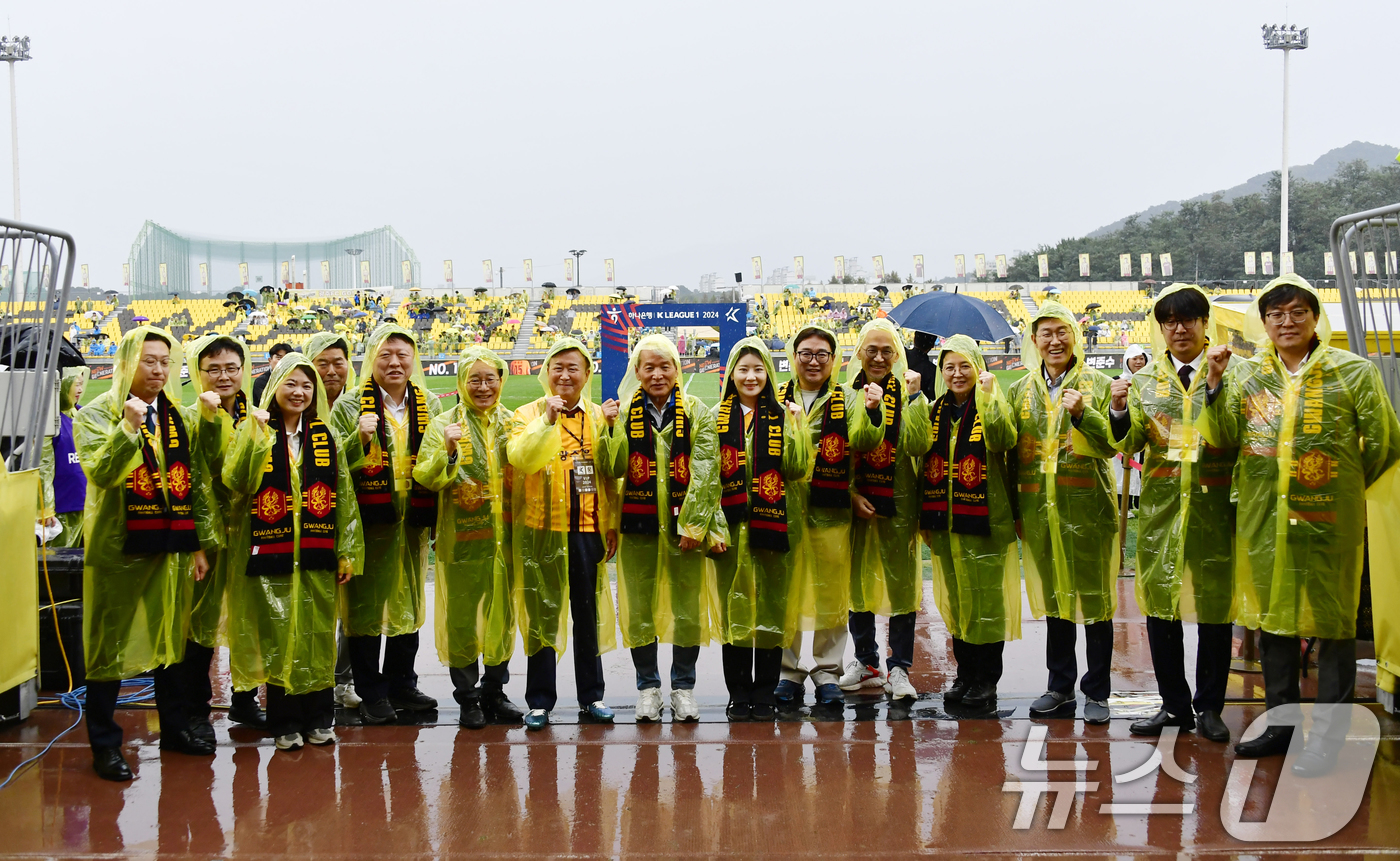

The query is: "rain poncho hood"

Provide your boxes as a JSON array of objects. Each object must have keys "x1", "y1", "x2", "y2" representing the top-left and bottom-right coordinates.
[
  {"x1": 361, "y1": 323, "x2": 429, "y2": 394},
  {"x1": 1123, "y1": 344, "x2": 1150, "y2": 370},
  {"x1": 186, "y1": 333, "x2": 252, "y2": 404},
  {"x1": 846, "y1": 321, "x2": 934, "y2": 617},
  {"x1": 1008, "y1": 304, "x2": 1120, "y2": 624},
  {"x1": 924, "y1": 335, "x2": 1022, "y2": 645},
  {"x1": 710, "y1": 337, "x2": 813, "y2": 648},
  {"x1": 59, "y1": 366, "x2": 89, "y2": 413},
  {"x1": 221, "y1": 353, "x2": 364, "y2": 694},
  {"x1": 1199, "y1": 273, "x2": 1400, "y2": 639},
  {"x1": 1148, "y1": 282, "x2": 1232, "y2": 361},
  {"x1": 1242, "y1": 273, "x2": 1333, "y2": 350},
  {"x1": 539, "y1": 336, "x2": 594, "y2": 399},
  {"x1": 304, "y1": 331, "x2": 358, "y2": 399},
  {"x1": 602, "y1": 334, "x2": 723, "y2": 648},
  {"x1": 413, "y1": 344, "x2": 516, "y2": 667},
  {"x1": 786, "y1": 320, "x2": 840, "y2": 366},
  {"x1": 74, "y1": 325, "x2": 218, "y2": 681},
  {"x1": 1115, "y1": 291, "x2": 1238, "y2": 624}
]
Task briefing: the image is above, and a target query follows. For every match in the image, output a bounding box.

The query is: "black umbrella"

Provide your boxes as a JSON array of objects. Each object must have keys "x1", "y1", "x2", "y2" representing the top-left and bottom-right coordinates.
[
  {"x1": 542, "y1": 282, "x2": 557, "y2": 289},
  {"x1": 885, "y1": 291, "x2": 1016, "y2": 342},
  {"x1": 1085, "y1": 302, "x2": 1102, "y2": 310},
  {"x1": 474, "y1": 287, "x2": 488, "y2": 295},
  {"x1": 222, "y1": 300, "x2": 237, "y2": 307},
  {"x1": 227, "y1": 291, "x2": 245, "y2": 300},
  {"x1": 566, "y1": 287, "x2": 581, "y2": 297},
  {"x1": 874, "y1": 285, "x2": 889, "y2": 295},
  {"x1": 259, "y1": 285, "x2": 276, "y2": 294},
  {"x1": 0, "y1": 324, "x2": 87, "y2": 370}
]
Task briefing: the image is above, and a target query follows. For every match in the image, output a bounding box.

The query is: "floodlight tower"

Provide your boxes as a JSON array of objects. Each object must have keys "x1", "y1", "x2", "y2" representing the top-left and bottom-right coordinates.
[
  {"x1": 570, "y1": 249, "x2": 587, "y2": 288},
  {"x1": 1262, "y1": 24, "x2": 1308, "y2": 255},
  {"x1": 0, "y1": 35, "x2": 32, "y2": 220},
  {"x1": 346, "y1": 247, "x2": 363, "y2": 290}
]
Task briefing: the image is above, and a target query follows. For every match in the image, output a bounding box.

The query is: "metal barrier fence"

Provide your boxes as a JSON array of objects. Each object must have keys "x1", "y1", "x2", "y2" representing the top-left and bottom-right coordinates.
[
  {"x1": 1331, "y1": 202, "x2": 1400, "y2": 406},
  {"x1": 0, "y1": 218, "x2": 76, "y2": 471}
]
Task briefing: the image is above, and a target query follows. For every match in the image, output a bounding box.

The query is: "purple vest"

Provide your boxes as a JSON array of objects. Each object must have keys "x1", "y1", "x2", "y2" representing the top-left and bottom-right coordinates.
[{"x1": 52, "y1": 412, "x2": 87, "y2": 514}]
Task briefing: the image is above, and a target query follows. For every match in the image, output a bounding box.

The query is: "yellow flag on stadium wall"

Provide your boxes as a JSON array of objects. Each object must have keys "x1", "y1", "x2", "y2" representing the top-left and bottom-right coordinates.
[
  {"x1": 605, "y1": 258, "x2": 615, "y2": 283},
  {"x1": 1261, "y1": 251, "x2": 1274, "y2": 276},
  {"x1": 160, "y1": 262, "x2": 168, "y2": 287},
  {"x1": 361, "y1": 260, "x2": 371, "y2": 286},
  {"x1": 1281, "y1": 251, "x2": 1294, "y2": 275},
  {"x1": 1160, "y1": 253, "x2": 1173, "y2": 277},
  {"x1": 913, "y1": 254, "x2": 923, "y2": 279},
  {"x1": 974, "y1": 254, "x2": 986, "y2": 278},
  {"x1": 523, "y1": 259, "x2": 533, "y2": 284},
  {"x1": 483, "y1": 260, "x2": 493, "y2": 284},
  {"x1": 281, "y1": 261, "x2": 289, "y2": 284},
  {"x1": 322, "y1": 260, "x2": 331, "y2": 284},
  {"x1": 1140, "y1": 253, "x2": 1152, "y2": 277},
  {"x1": 402, "y1": 260, "x2": 413, "y2": 285},
  {"x1": 794, "y1": 256, "x2": 804, "y2": 280},
  {"x1": 125, "y1": 263, "x2": 132, "y2": 288},
  {"x1": 1245, "y1": 251, "x2": 1256, "y2": 275},
  {"x1": 199, "y1": 262, "x2": 208, "y2": 288},
  {"x1": 1037, "y1": 254, "x2": 1049, "y2": 278},
  {"x1": 1119, "y1": 253, "x2": 1131, "y2": 278},
  {"x1": 1078, "y1": 253, "x2": 1090, "y2": 277},
  {"x1": 81, "y1": 264, "x2": 89, "y2": 288},
  {"x1": 955, "y1": 254, "x2": 966, "y2": 278},
  {"x1": 872, "y1": 255, "x2": 884, "y2": 281},
  {"x1": 1324, "y1": 252, "x2": 1335, "y2": 276},
  {"x1": 835, "y1": 256, "x2": 846, "y2": 280},
  {"x1": 752, "y1": 256, "x2": 762, "y2": 282},
  {"x1": 995, "y1": 254, "x2": 1007, "y2": 278},
  {"x1": 564, "y1": 257, "x2": 573, "y2": 282},
  {"x1": 239, "y1": 262, "x2": 247, "y2": 287}
]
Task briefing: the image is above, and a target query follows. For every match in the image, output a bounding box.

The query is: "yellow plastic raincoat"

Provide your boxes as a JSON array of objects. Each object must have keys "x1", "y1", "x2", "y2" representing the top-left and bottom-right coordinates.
[
  {"x1": 304, "y1": 331, "x2": 358, "y2": 416},
  {"x1": 921, "y1": 335, "x2": 1022, "y2": 644},
  {"x1": 412, "y1": 347, "x2": 516, "y2": 668},
  {"x1": 1008, "y1": 302, "x2": 1119, "y2": 624},
  {"x1": 709, "y1": 338, "x2": 811, "y2": 649},
  {"x1": 74, "y1": 326, "x2": 220, "y2": 681},
  {"x1": 507, "y1": 337, "x2": 618, "y2": 657},
  {"x1": 330, "y1": 324, "x2": 440, "y2": 638},
  {"x1": 845, "y1": 319, "x2": 933, "y2": 618},
  {"x1": 1200, "y1": 274, "x2": 1400, "y2": 639},
  {"x1": 184, "y1": 332, "x2": 252, "y2": 649},
  {"x1": 1114, "y1": 284, "x2": 1238, "y2": 623},
  {"x1": 598, "y1": 334, "x2": 722, "y2": 649},
  {"x1": 222, "y1": 354, "x2": 364, "y2": 694},
  {"x1": 781, "y1": 322, "x2": 883, "y2": 631}
]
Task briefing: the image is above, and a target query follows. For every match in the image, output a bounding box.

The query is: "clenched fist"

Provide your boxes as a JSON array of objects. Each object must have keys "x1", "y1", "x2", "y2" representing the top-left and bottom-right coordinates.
[
  {"x1": 123, "y1": 397, "x2": 147, "y2": 432},
  {"x1": 1061, "y1": 387, "x2": 1085, "y2": 419},
  {"x1": 198, "y1": 390, "x2": 221, "y2": 413},
  {"x1": 864, "y1": 382, "x2": 883, "y2": 410},
  {"x1": 358, "y1": 412, "x2": 379, "y2": 445},
  {"x1": 251, "y1": 408, "x2": 271, "y2": 427},
  {"x1": 543, "y1": 395, "x2": 566, "y2": 425},
  {"x1": 1110, "y1": 375, "x2": 1131, "y2": 412},
  {"x1": 1206, "y1": 344, "x2": 1232, "y2": 390},
  {"x1": 600, "y1": 398, "x2": 620, "y2": 427},
  {"x1": 443, "y1": 422, "x2": 462, "y2": 455},
  {"x1": 979, "y1": 371, "x2": 995, "y2": 394},
  {"x1": 904, "y1": 369, "x2": 922, "y2": 395}
]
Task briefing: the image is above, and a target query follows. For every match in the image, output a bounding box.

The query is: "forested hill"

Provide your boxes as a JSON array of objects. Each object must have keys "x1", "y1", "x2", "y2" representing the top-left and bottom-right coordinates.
[{"x1": 1006, "y1": 156, "x2": 1400, "y2": 284}]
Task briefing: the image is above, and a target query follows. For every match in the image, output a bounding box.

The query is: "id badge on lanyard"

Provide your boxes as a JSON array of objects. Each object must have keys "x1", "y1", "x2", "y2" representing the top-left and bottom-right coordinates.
[
  {"x1": 1165, "y1": 420, "x2": 1199, "y2": 462},
  {"x1": 561, "y1": 416, "x2": 596, "y2": 494}
]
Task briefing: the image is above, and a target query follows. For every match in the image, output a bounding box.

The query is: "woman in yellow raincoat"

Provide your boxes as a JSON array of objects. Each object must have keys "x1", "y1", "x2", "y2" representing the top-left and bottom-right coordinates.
[
  {"x1": 508, "y1": 337, "x2": 619, "y2": 729},
  {"x1": 412, "y1": 346, "x2": 525, "y2": 729},
  {"x1": 840, "y1": 319, "x2": 932, "y2": 702},
  {"x1": 774, "y1": 322, "x2": 883, "y2": 709},
  {"x1": 1008, "y1": 301, "x2": 1118, "y2": 724},
  {"x1": 330, "y1": 324, "x2": 441, "y2": 723},
  {"x1": 74, "y1": 325, "x2": 221, "y2": 780},
  {"x1": 179, "y1": 333, "x2": 269, "y2": 737},
  {"x1": 598, "y1": 334, "x2": 723, "y2": 723},
  {"x1": 1109, "y1": 283, "x2": 1237, "y2": 743},
  {"x1": 919, "y1": 334, "x2": 1020, "y2": 710},
  {"x1": 1201, "y1": 274, "x2": 1400, "y2": 771},
  {"x1": 223, "y1": 353, "x2": 363, "y2": 752},
  {"x1": 709, "y1": 338, "x2": 811, "y2": 721}
]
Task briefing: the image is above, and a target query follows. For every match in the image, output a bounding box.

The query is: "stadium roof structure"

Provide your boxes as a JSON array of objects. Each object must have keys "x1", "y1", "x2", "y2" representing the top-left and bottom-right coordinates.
[{"x1": 126, "y1": 221, "x2": 420, "y2": 296}]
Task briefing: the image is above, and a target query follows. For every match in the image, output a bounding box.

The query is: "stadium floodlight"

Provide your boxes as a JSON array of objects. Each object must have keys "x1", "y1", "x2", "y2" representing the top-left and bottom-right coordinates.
[
  {"x1": 346, "y1": 248, "x2": 363, "y2": 290},
  {"x1": 570, "y1": 249, "x2": 587, "y2": 288},
  {"x1": 0, "y1": 35, "x2": 32, "y2": 220},
  {"x1": 1262, "y1": 24, "x2": 1308, "y2": 255}
]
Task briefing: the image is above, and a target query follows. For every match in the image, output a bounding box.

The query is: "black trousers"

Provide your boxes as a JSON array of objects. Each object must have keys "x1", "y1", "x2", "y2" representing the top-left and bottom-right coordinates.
[
  {"x1": 347, "y1": 631, "x2": 421, "y2": 704},
  {"x1": 951, "y1": 638, "x2": 1004, "y2": 686},
  {"x1": 334, "y1": 622, "x2": 353, "y2": 686},
  {"x1": 85, "y1": 666, "x2": 185, "y2": 750},
  {"x1": 721, "y1": 644, "x2": 783, "y2": 706},
  {"x1": 525, "y1": 532, "x2": 606, "y2": 712},
  {"x1": 1260, "y1": 631, "x2": 1356, "y2": 718},
  {"x1": 449, "y1": 662, "x2": 510, "y2": 707},
  {"x1": 265, "y1": 685, "x2": 334, "y2": 737},
  {"x1": 850, "y1": 611, "x2": 916, "y2": 671},
  {"x1": 1045, "y1": 617, "x2": 1114, "y2": 702},
  {"x1": 179, "y1": 640, "x2": 258, "y2": 722},
  {"x1": 1145, "y1": 616, "x2": 1232, "y2": 717}
]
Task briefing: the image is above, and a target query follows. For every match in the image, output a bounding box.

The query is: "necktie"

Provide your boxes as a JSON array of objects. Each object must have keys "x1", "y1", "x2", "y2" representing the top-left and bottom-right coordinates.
[
  {"x1": 1178, "y1": 365, "x2": 1194, "y2": 390},
  {"x1": 145, "y1": 404, "x2": 157, "y2": 436}
]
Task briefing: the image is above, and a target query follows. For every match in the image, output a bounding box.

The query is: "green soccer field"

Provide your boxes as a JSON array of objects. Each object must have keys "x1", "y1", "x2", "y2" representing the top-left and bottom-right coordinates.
[{"x1": 77, "y1": 369, "x2": 1029, "y2": 413}]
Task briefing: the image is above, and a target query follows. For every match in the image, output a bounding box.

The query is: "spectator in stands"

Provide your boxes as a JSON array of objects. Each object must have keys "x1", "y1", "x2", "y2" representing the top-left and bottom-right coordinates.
[{"x1": 252, "y1": 342, "x2": 293, "y2": 403}]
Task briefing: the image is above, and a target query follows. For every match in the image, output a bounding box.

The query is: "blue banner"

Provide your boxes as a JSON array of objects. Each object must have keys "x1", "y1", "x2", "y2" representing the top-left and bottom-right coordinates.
[{"x1": 599, "y1": 303, "x2": 747, "y2": 401}]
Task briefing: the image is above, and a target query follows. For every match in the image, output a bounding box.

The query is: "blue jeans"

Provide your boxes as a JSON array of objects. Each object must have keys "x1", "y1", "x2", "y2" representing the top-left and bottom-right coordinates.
[{"x1": 631, "y1": 641, "x2": 700, "y2": 690}]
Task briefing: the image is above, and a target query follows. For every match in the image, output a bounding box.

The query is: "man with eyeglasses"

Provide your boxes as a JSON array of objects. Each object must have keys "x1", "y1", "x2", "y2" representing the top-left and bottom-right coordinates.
[
  {"x1": 1201, "y1": 274, "x2": 1400, "y2": 776},
  {"x1": 774, "y1": 324, "x2": 883, "y2": 709},
  {"x1": 1108, "y1": 284, "x2": 1237, "y2": 743}
]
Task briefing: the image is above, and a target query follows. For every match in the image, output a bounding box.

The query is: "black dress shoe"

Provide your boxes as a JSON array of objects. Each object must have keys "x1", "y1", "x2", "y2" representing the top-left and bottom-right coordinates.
[
  {"x1": 726, "y1": 701, "x2": 751, "y2": 722},
  {"x1": 92, "y1": 747, "x2": 133, "y2": 781},
  {"x1": 459, "y1": 700, "x2": 487, "y2": 730},
  {"x1": 190, "y1": 717, "x2": 216, "y2": 743},
  {"x1": 159, "y1": 728, "x2": 216, "y2": 756},
  {"x1": 389, "y1": 687, "x2": 439, "y2": 711},
  {"x1": 749, "y1": 703, "x2": 776, "y2": 721},
  {"x1": 1195, "y1": 710, "x2": 1230, "y2": 743},
  {"x1": 228, "y1": 699, "x2": 267, "y2": 730},
  {"x1": 1130, "y1": 709, "x2": 1196, "y2": 737},
  {"x1": 959, "y1": 681, "x2": 998, "y2": 710},
  {"x1": 481, "y1": 690, "x2": 524, "y2": 723},
  {"x1": 1234, "y1": 725, "x2": 1293, "y2": 758},
  {"x1": 943, "y1": 679, "x2": 969, "y2": 704},
  {"x1": 359, "y1": 697, "x2": 397, "y2": 725}
]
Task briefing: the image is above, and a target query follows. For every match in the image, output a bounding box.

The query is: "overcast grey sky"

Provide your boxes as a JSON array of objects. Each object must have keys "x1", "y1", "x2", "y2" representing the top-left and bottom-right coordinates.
[{"x1": 6, "y1": 0, "x2": 1399, "y2": 290}]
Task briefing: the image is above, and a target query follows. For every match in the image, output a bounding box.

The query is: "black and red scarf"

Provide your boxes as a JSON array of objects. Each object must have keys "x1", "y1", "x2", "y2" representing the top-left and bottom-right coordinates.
[
  {"x1": 781, "y1": 378, "x2": 849, "y2": 509},
  {"x1": 621, "y1": 385, "x2": 691, "y2": 537},
  {"x1": 248, "y1": 414, "x2": 340, "y2": 576},
  {"x1": 353, "y1": 376, "x2": 437, "y2": 529},
  {"x1": 717, "y1": 385, "x2": 788, "y2": 551},
  {"x1": 852, "y1": 370, "x2": 903, "y2": 518},
  {"x1": 122, "y1": 391, "x2": 201, "y2": 555},
  {"x1": 920, "y1": 392, "x2": 991, "y2": 535},
  {"x1": 228, "y1": 390, "x2": 249, "y2": 427}
]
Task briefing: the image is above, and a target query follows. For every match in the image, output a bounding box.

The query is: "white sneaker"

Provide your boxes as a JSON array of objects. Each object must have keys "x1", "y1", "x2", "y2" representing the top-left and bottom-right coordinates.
[
  {"x1": 670, "y1": 689, "x2": 700, "y2": 722},
  {"x1": 275, "y1": 732, "x2": 304, "y2": 751},
  {"x1": 838, "y1": 660, "x2": 887, "y2": 691},
  {"x1": 334, "y1": 683, "x2": 362, "y2": 708},
  {"x1": 635, "y1": 688, "x2": 664, "y2": 723},
  {"x1": 886, "y1": 667, "x2": 917, "y2": 700},
  {"x1": 305, "y1": 728, "x2": 337, "y2": 746}
]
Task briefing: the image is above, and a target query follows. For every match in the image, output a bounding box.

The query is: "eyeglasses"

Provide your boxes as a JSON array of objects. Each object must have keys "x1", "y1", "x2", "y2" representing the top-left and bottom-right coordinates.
[
  {"x1": 466, "y1": 376, "x2": 499, "y2": 388},
  {"x1": 200, "y1": 364, "x2": 241, "y2": 378},
  {"x1": 1159, "y1": 318, "x2": 1202, "y2": 331},
  {"x1": 862, "y1": 347, "x2": 897, "y2": 360},
  {"x1": 796, "y1": 350, "x2": 833, "y2": 363},
  {"x1": 1264, "y1": 309, "x2": 1314, "y2": 324}
]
